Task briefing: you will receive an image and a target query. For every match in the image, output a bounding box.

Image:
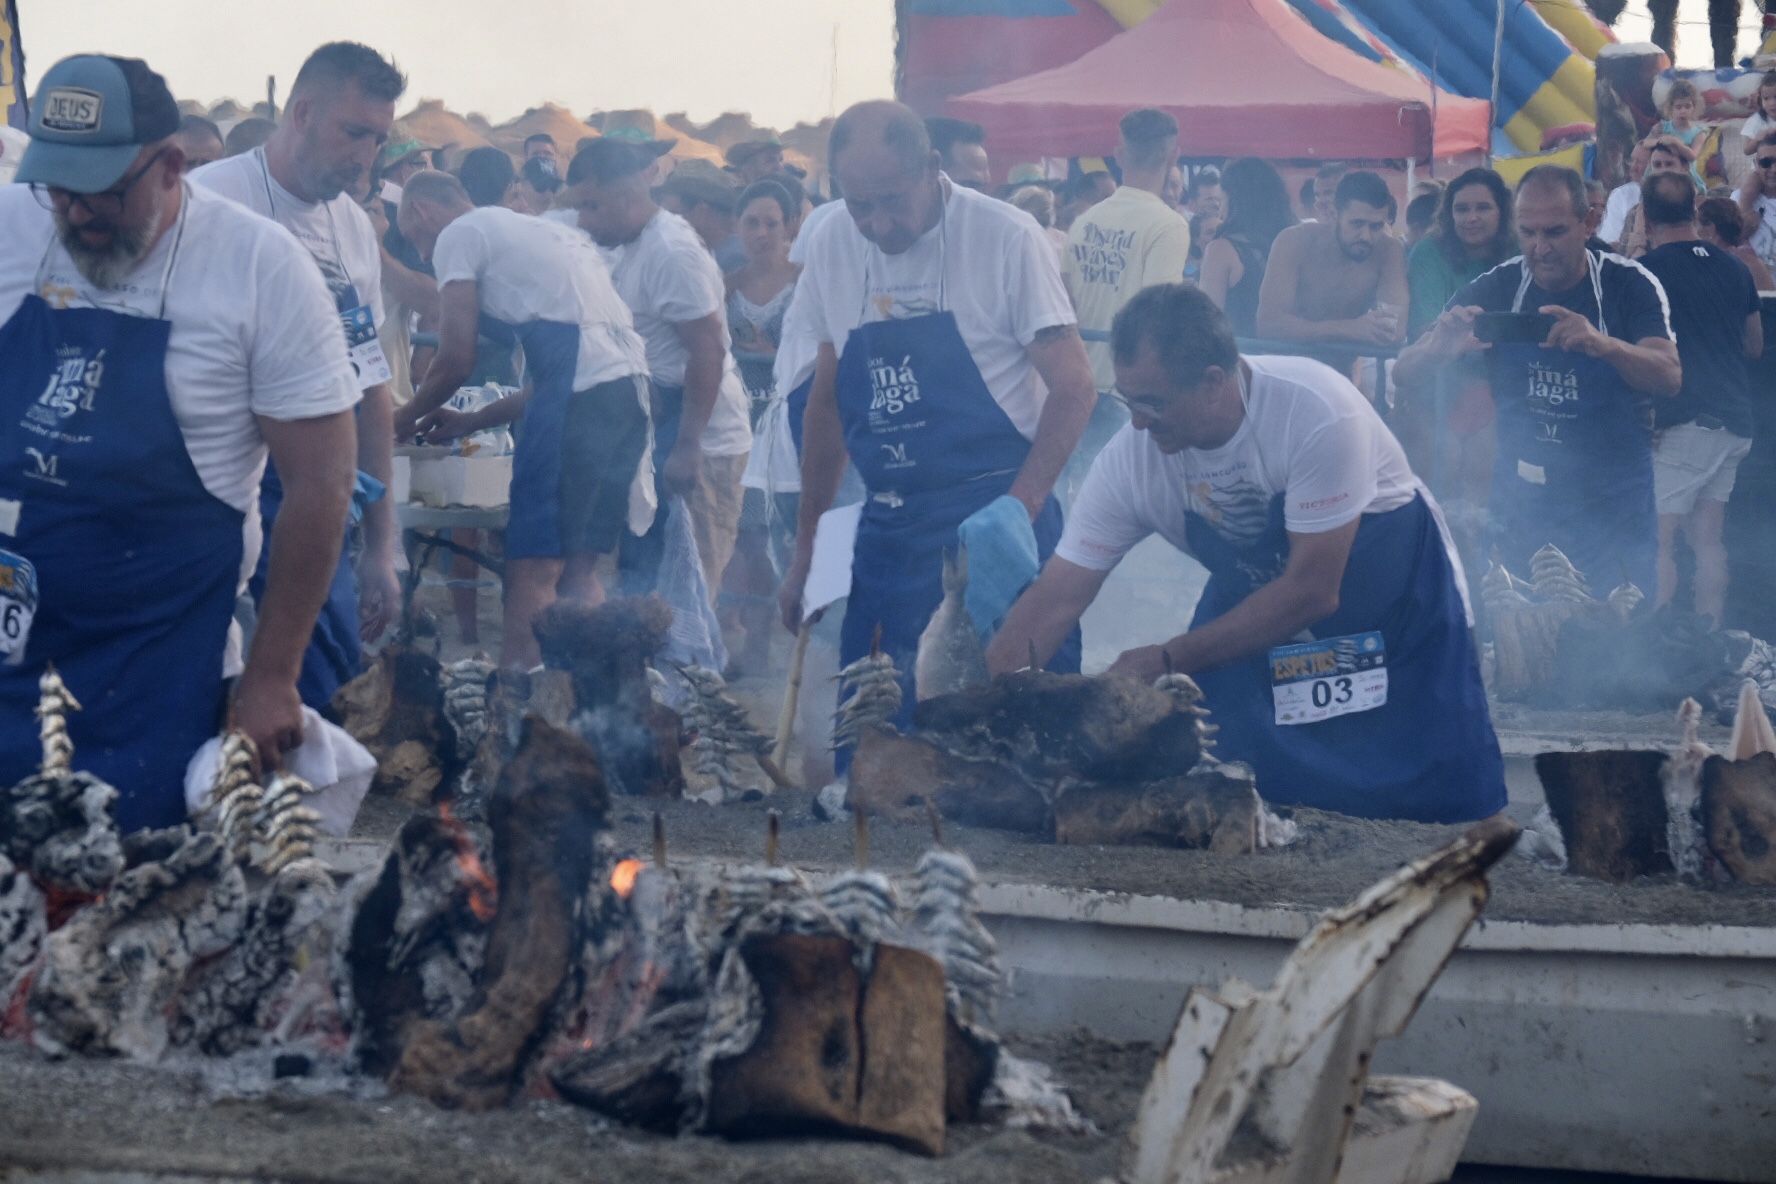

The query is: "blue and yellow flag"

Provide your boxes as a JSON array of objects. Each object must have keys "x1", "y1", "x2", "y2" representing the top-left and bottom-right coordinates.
[{"x1": 1, "y1": 0, "x2": 25, "y2": 130}]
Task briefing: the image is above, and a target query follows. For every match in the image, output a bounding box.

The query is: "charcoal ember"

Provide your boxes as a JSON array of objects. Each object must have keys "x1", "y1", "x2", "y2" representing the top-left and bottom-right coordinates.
[
  {"x1": 551, "y1": 999, "x2": 707, "y2": 1131},
  {"x1": 703, "y1": 933, "x2": 948, "y2": 1157},
  {"x1": 1052, "y1": 765, "x2": 1264, "y2": 855},
  {"x1": 0, "y1": 770, "x2": 123, "y2": 896},
  {"x1": 1535, "y1": 750, "x2": 1674, "y2": 881},
  {"x1": 29, "y1": 828, "x2": 249, "y2": 1059},
  {"x1": 847, "y1": 728, "x2": 1050, "y2": 834},
  {"x1": 0, "y1": 852, "x2": 46, "y2": 1025},
  {"x1": 1702, "y1": 752, "x2": 1776, "y2": 885},
  {"x1": 1542, "y1": 604, "x2": 1738, "y2": 713},
  {"x1": 338, "y1": 811, "x2": 493, "y2": 1076},
  {"x1": 174, "y1": 863, "x2": 337, "y2": 1056},
  {"x1": 391, "y1": 717, "x2": 608, "y2": 1110},
  {"x1": 332, "y1": 643, "x2": 457, "y2": 808},
  {"x1": 912, "y1": 670, "x2": 1202, "y2": 786}
]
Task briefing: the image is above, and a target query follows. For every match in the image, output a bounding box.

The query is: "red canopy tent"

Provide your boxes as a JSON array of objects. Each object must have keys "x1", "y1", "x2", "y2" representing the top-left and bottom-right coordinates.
[{"x1": 945, "y1": 0, "x2": 1491, "y2": 163}]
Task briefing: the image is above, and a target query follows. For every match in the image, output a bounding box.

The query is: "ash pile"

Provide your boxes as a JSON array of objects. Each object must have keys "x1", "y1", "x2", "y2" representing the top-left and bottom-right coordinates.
[
  {"x1": 1483, "y1": 543, "x2": 1776, "y2": 719},
  {"x1": 0, "y1": 606, "x2": 1089, "y2": 1159}
]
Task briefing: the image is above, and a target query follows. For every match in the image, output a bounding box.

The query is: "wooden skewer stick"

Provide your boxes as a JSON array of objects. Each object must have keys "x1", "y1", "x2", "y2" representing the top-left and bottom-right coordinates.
[
  {"x1": 651, "y1": 811, "x2": 668, "y2": 869},
  {"x1": 853, "y1": 805, "x2": 870, "y2": 870},
  {"x1": 755, "y1": 752, "x2": 797, "y2": 793},
  {"x1": 772, "y1": 611, "x2": 819, "y2": 770},
  {"x1": 765, "y1": 808, "x2": 781, "y2": 867},
  {"x1": 924, "y1": 796, "x2": 946, "y2": 849},
  {"x1": 1027, "y1": 639, "x2": 1039, "y2": 673}
]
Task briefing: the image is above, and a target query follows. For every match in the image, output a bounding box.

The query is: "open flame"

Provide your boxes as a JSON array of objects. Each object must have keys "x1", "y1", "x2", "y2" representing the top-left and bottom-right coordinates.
[
  {"x1": 609, "y1": 858, "x2": 644, "y2": 900},
  {"x1": 438, "y1": 802, "x2": 498, "y2": 923}
]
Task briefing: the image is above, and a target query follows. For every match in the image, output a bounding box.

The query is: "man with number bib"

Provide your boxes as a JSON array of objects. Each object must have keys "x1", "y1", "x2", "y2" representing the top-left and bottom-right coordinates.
[
  {"x1": 989, "y1": 285, "x2": 1503, "y2": 823},
  {"x1": 777, "y1": 102, "x2": 1097, "y2": 753},
  {"x1": 1397, "y1": 166, "x2": 1680, "y2": 594},
  {"x1": 0, "y1": 56, "x2": 359, "y2": 829},
  {"x1": 193, "y1": 41, "x2": 405, "y2": 708}
]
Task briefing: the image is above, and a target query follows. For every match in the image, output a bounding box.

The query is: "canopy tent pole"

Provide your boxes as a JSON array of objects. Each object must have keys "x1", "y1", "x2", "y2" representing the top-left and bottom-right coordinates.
[{"x1": 1490, "y1": 0, "x2": 1508, "y2": 168}]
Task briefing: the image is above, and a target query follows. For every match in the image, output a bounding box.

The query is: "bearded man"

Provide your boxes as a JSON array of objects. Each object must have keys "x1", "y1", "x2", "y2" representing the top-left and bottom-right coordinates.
[{"x1": 0, "y1": 55, "x2": 359, "y2": 829}]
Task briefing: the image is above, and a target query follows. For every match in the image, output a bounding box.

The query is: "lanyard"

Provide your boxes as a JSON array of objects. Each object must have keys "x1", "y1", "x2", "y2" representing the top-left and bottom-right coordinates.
[
  {"x1": 1512, "y1": 250, "x2": 1608, "y2": 337},
  {"x1": 34, "y1": 182, "x2": 191, "y2": 320},
  {"x1": 256, "y1": 148, "x2": 354, "y2": 293},
  {"x1": 856, "y1": 179, "x2": 950, "y2": 324}
]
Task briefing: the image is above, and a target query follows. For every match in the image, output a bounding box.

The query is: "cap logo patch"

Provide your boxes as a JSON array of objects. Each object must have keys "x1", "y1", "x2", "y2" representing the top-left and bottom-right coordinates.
[{"x1": 41, "y1": 89, "x2": 105, "y2": 134}]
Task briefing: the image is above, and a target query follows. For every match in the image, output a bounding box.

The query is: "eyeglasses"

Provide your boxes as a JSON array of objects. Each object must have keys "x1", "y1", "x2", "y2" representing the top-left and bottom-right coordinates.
[
  {"x1": 1110, "y1": 387, "x2": 1176, "y2": 418},
  {"x1": 31, "y1": 148, "x2": 168, "y2": 220},
  {"x1": 1758, "y1": 157, "x2": 1776, "y2": 170}
]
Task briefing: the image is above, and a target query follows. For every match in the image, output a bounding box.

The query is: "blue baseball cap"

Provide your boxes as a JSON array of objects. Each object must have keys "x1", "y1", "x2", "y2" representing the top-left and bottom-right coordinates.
[{"x1": 18, "y1": 55, "x2": 181, "y2": 194}]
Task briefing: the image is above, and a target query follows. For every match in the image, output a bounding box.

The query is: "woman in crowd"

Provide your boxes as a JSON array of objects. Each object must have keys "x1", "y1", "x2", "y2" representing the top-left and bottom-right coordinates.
[
  {"x1": 721, "y1": 178, "x2": 802, "y2": 675},
  {"x1": 1698, "y1": 196, "x2": 1776, "y2": 290},
  {"x1": 1197, "y1": 157, "x2": 1294, "y2": 336},
  {"x1": 1400, "y1": 167, "x2": 1516, "y2": 509},
  {"x1": 1406, "y1": 167, "x2": 1515, "y2": 339}
]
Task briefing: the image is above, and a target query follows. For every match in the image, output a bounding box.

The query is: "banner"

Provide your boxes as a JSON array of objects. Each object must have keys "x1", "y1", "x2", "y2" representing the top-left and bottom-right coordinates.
[{"x1": 1, "y1": 0, "x2": 24, "y2": 130}]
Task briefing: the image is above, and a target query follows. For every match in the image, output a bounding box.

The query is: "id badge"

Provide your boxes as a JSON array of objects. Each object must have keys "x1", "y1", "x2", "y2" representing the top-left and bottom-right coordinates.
[
  {"x1": 0, "y1": 548, "x2": 39, "y2": 664},
  {"x1": 341, "y1": 304, "x2": 392, "y2": 388},
  {"x1": 1269, "y1": 630, "x2": 1387, "y2": 726}
]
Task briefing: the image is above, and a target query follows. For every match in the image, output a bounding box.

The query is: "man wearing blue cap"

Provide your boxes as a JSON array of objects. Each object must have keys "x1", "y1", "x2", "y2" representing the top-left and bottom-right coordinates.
[
  {"x1": 194, "y1": 42, "x2": 406, "y2": 710},
  {"x1": 0, "y1": 55, "x2": 361, "y2": 830}
]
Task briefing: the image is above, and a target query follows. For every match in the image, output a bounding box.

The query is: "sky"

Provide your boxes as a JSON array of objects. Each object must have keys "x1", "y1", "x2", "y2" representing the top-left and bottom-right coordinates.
[{"x1": 17, "y1": 0, "x2": 1772, "y2": 131}]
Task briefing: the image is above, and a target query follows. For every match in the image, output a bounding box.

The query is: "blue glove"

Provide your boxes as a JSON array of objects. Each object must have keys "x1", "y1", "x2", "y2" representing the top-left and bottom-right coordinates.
[{"x1": 957, "y1": 494, "x2": 1039, "y2": 639}]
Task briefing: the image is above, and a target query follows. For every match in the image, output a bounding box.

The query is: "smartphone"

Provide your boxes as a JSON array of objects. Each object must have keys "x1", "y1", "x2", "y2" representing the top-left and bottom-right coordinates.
[{"x1": 1472, "y1": 311, "x2": 1555, "y2": 344}]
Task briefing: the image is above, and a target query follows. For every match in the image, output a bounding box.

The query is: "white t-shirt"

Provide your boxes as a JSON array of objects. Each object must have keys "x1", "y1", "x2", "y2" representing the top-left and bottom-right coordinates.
[
  {"x1": 795, "y1": 178, "x2": 1075, "y2": 439},
  {"x1": 432, "y1": 206, "x2": 648, "y2": 392},
  {"x1": 1064, "y1": 186, "x2": 1192, "y2": 392},
  {"x1": 0, "y1": 183, "x2": 361, "y2": 671},
  {"x1": 192, "y1": 149, "x2": 386, "y2": 390},
  {"x1": 1731, "y1": 184, "x2": 1776, "y2": 269},
  {"x1": 599, "y1": 210, "x2": 751, "y2": 457},
  {"x1": 1058, "y1": 355, "x2": 1417, "y2": 571},
  {"x1": 1598, "y1": 181, "x2": 1640, "y2": 246}
]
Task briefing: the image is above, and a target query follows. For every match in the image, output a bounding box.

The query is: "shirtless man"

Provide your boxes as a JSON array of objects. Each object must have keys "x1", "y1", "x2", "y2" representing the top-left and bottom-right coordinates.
[{"x1": 1255, "y1": 170, "x2": 1407, "y2": 350}]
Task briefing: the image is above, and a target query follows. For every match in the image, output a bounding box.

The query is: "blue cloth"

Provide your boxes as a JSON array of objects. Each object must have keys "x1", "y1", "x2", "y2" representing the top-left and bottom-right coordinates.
[
  {"x1": 1185, "y1": 493, "x2": 1505, "y2": 823},
  {"x1": 833, "y1": 303, "x2": 1078, "y2": 770},
  {"x1": 0, "y1": 286, "x2": 243, "y2": 832},
  {"x1": 485, "y1": 314, "x2": 578, "y2": 559},
  {"x1": 956, "y1": 493, "x2": 1037, "y2": 638},
  {"x1": 617, "y1": 382, "x2": 684, "y2": 596},
  {"x1": 250, "y1": 478, "x2": 359, "y2": 712}
]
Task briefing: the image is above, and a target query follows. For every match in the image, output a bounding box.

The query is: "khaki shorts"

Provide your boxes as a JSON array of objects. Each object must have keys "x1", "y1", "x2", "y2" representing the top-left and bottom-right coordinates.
[
  {"x1": 1654, "y1": 421, "x2": 1752, "y2": 516},
  {"x1": 688, "y1": 452, "x2": 748, "y2": 597}
]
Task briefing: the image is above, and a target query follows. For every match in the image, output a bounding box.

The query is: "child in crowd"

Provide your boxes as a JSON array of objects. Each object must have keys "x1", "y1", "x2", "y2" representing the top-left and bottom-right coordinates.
[
  {"x1": 1661, "y1": 79, "x2": 1706, "y2": 149},
  {"x1": 1742, "y1": 71, "x2": 1776, "y2": 155}
]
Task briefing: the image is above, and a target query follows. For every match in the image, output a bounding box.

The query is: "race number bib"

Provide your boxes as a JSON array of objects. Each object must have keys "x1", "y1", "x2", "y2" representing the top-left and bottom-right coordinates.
[
  {"x1": 341, "y1": 304, "x2": 392, "y2": 388},
  {"x1": 0, "y1": 548, "x2": 39, "y2": 662},
  {"x1": 1269, "y1": 630, "x2": 1387, "y2": 726}
]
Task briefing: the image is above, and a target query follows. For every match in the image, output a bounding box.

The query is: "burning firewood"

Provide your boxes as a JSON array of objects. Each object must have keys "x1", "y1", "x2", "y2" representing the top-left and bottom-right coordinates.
[
  {"x1": 1535, "y1": 750, "x2": 1674, "y2": 881},
  {"x1": 1052, "y1": 766, "x2": 1266, "y2": 854},
  {"x1": 533, "y1": 597, "x2": 682, "y2": 798},
  {"x1": 390, "y1": 717, "x2": 608, "y2": 1110},
  {"x1": 29, "y1": 828, "x2": 249, "y2": 1060},
  {"x1": 332, "y1": 641, "x2": 457, "y2": 808},
  {"x1": 1702, "y1": 681, "x2": 1776, "y2": 886}
]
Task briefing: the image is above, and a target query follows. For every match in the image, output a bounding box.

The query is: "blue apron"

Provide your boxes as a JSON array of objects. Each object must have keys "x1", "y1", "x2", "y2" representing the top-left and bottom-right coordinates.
[
  {"x1": 1186, "y1": 491, "x2": 1505, "y2": 823},
  {"x1": 832, "y1": 210, "x2": 1078, "y2": 760},
  {"x1": 1488, "y1": 252, "x2": 1656, "y2": 592},
  {"x1": 476, "y1": 313, "x2": 581, "y2": 559},
  {"x1": 0, "y1": 205, "x2": 244, "y2": 832}
]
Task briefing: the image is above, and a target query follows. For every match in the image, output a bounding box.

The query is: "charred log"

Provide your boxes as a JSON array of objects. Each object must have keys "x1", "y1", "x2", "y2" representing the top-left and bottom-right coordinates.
[
  {"x1": 333, "y1": 643, "x2": 457, "y2": 808},
  {"x1": 391, "y1": 717, "x2": 608, "y2": 1110},
  {"x1": 848, "y1": 728, "x2": 1051, "y2": 834},
  {"x1": 1702, "y1": 752, "x2": 1776, "y2": 885},
  {"x1": 550, "y1": 999, "x2": 707, "y2": 1131},
  {"x1": 1536, "y1": 751, "x2": 1674, "y2": 881},
  {"x1": 913, "y1": 670, "x2": 1202, "y2": 785},
  {"x1": 1052, "y1": 766, "x2": 1263, "y2": 853},
  {"x1": 704, "y1": 932, "x2": 948, "y2": 1156}
]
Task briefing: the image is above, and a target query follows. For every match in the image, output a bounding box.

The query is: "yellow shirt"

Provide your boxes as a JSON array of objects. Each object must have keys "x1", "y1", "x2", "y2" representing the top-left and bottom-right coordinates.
[{"x1": 1064, "y1": 186, "x2": 1192, "y2": 392}]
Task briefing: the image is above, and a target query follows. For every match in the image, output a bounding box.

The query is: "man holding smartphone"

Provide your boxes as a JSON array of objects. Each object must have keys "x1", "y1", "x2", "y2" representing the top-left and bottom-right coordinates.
[{"x1": 1396, "y1": 166, "x2": 1680, "y2": 595}]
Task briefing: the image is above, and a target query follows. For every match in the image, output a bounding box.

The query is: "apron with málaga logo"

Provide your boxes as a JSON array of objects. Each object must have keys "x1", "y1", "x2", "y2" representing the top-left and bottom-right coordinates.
[
  {"x1": 0, "y1": 197, "x2": 244, "y2": 831},
  {"x1": 832, "y1": 204, "x2": 1079, "y2": 759},
  {"x1": 1488, "y1": 251, "x2": 1657, "y2": 593}
]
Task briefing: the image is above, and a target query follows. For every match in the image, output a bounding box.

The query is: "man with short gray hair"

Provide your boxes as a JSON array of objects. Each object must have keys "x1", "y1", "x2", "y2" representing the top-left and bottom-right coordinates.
[{"x1": 778, "y1": 100, "x2": 1097, "y2": 754}]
